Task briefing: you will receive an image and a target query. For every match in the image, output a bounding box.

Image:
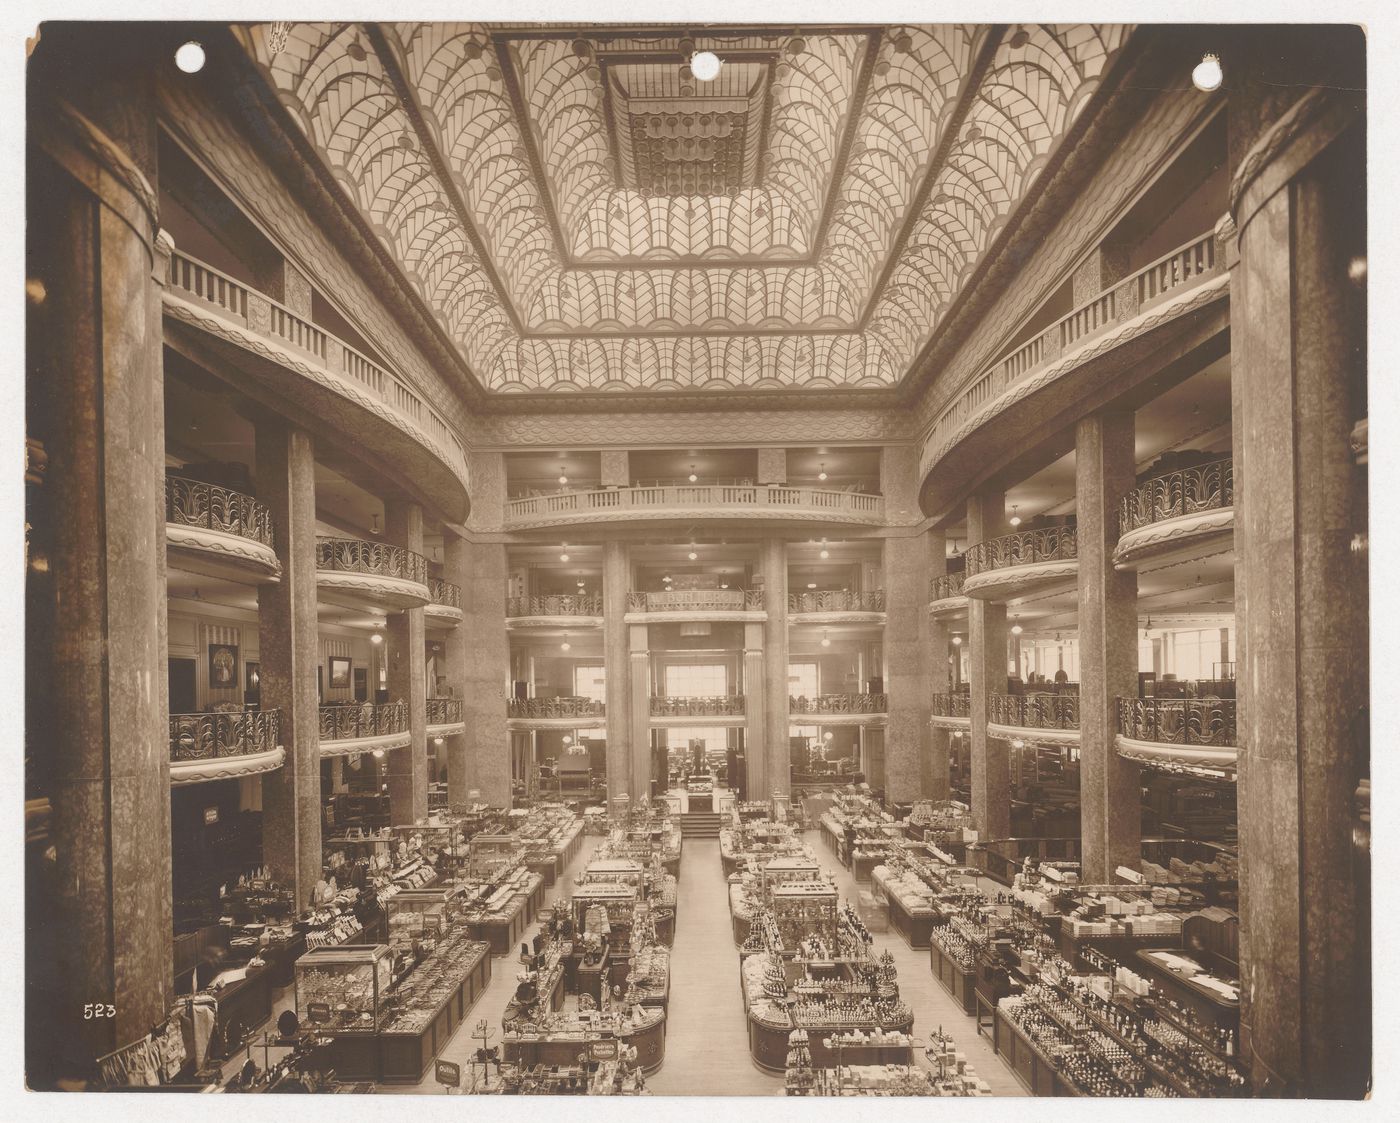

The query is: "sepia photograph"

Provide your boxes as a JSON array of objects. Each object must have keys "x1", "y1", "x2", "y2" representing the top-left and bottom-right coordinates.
[{"x1": 13, "y1": 1, "x2": 1386, "y2": 1112}]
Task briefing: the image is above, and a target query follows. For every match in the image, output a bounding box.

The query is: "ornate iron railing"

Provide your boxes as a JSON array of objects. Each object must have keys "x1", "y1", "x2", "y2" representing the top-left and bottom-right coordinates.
[
  {"x1": 990, "y1": 693, "x2": 1080, "y2": 730},
  {"x1": 789, "y1": 693, "x2": 888, "y2": 715},
  {"x1": 315, "y1": 536, "x2": 428, "y2": 585},
  {"x1": 318, "y1": 700, "x2": 409, "y2": 741},
  {"x1": 649, "y1": 695, "x2": 746, "y2": 717},
  {"x1": 427, "y1": 697, "x2": 463, "y2": 724},
  {"x1": 165, "y1": 476, "x2": 275, "y2": 548},
  {"x1": 169, "y1": 709, "x2": 281, "y2": 762},
  {"x1": 964, "y1": 527, "x2": 1077, "y2": 576},
  {"x1": 786, "y1": 590, "x2": 885, "y2": 613},
  {"x1": 929, "y1": 573, "x2": 966, "y2": 601},
  {"x1": 931, "y1": 693, "x2": 971, "y2": 718},
  {"x1": 506, "y1": 594, "x2": 604, "y2": 618},
  {"x1": 1119, "y1": 458, "x2": 1235, "y2": 538},
  {"x1": 1117, "y1": 697, "x2": 1237, "y2": 747},
  {"x1": 428, "y1": 577, "x2": 461, "y2": 609},
  {"x1": 507, "y1": 697, "x2": 606, "y2": 719},
  {"x1": 627, "y1": 589, "x2": 763, "y2": 612},
  {"x1": 504, "y1": 484, "x2": 885, "y2": 525}
]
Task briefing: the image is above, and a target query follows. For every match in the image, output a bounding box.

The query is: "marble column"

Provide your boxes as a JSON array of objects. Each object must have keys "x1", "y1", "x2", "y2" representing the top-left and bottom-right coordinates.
[
  {"x1": 760, "y1": 538, "x2": 791, "y2": 798},
  {"x1": 462, "y1": 539, "x2": 511, "y2": 806},
  {"x1": 256, "y1": 422, "x2": 323, "y2": 909},
  {"x1": 26, "y1": 49, "x2": 173, "y2": 1067},
  {"x1": 1227, "y1": 27, "x2": 1368, "y2": 1096},
  {"x1": 603, "y1": 540, "x2": 631, "y2": 802},
  {"x1": 629, "y1": 625, "x2": 652, "y2": 798},
  {"x1": 384, "y1": 502, "x2": 428, "y2": 825},
  {"x1": 1075, "y1": 411, "x2": 1142, "y2": 882},
  {"x1": 443, "y1": 532, "x2": 471, "y2": 811},
  {"x1": 926, "y1": 531, "x2": 952, "y2": 800},
  {"x1": 967, "y1": 490, "x2": 1010, "y2": 840},
  {"x1": 742, "y1": 626, "x2": 766, "y2": 802},
  {"x1": 883, "y1": 530, "x2": 931, "y2": 804}
]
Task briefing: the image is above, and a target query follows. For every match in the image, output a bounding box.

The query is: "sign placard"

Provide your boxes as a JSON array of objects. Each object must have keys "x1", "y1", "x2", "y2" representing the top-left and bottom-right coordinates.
[
  {"x1": 306, "y1": 1002, "x2": 331, "y2": 1024},
  {"x1": 435, "y1": 1059, "x2": 461, "y2": 1087},
  {"x1": 203, "y1": 806, "x2": 219, "y2": 825},
  {"x1": 1116, "y1": 864, "x2": 1146, "y2": 884},
  {"x1": 588, "y1": 1038, "x2": 618, "y2": 1061}
]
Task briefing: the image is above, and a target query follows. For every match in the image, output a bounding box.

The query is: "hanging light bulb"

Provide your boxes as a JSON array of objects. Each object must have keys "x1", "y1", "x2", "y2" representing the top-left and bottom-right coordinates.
[
  {"x1": 560, "y1": 544, "x2": 570, "y2": 562},
  {"x1": 819, "y1": 538, "x2": 830, "y2": 560},
  {"x1": 371, "y1": 513, "x2": 381, "y2": 536},
  {"x1": 558, "y1": 466, "x2": 569, "y2": 485},
  {"x1": 561, "y1": 634, "x2": 572, "y2": 652},
  {"x1": 807, "y1": 582, "x2": 817, "y2": 590},
  {"x1": 1011, "y1": 616, "x2": 1023, "y2": 636},
  {"x1": 818, "y1": 463, "x2": 828, "y2": 482},
  {"x1": 1192, "y1": 52, "x2": 1223, "y2": 92},
  {"x1": 689, "y1": 50, "x2": 722, "y2": 81},
  {"x1": 688, "y1": 464, "x2": 698, "y2": 483},
  {"x1": 1009, "y1": 505, "x2": 1021, "y2": 528},
  {"x1": 688, "y1": 548, "x2": 698, "y2": 561},
  {"x1": 433, "y1": 736, "x2": 444, "y2": 746},
  {"x1": 577, "y1": 579, "x2": 586, "y2": 589},
  {"x1": 370, "y1": 628, "x2": 384, "y2": 646},
  {"x1": 952, "y1": 635, "x2": 963, "y2": 646},
  {"x1": 372, "y1": 748, "x2": 385, "y2": 758},
  {"x1": 820, "y1": 630, "x2": 831, "y2": 648}
]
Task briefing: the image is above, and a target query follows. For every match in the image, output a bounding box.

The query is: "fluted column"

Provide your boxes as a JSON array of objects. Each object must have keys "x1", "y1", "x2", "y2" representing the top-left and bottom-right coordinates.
[
  {"x1": 1227, "y1": 25, "x2": 1368, "y2": 1098},
  {"x1": 883, "y1": 530, "x2": 931, "y2": 803},
  {"x1": 967, "y1": 489, "x2": 1010, "y2": 840},
  {"x1": 462, "y1": 538, "x2": 511, "y2": 806},
  {"x1": 1076, "y1": 411, "x2": 1141, "y2": 881},
  {"x1": 603, "y1": 540, "x2": 631, "y2": 802},
  {"x1": 385, "y1": 501, "x2": 427, "y2": 824},
  {"x1": 443, "y1": 531, "x2": 471, "y2": 811},
  {"x1": 926, "y1": 531, "x2": 952, "y2": 799},
  {"x1": 742, "y1": 625, "x2": 766, "y2": 802},
  {"x1": 629, "y1": 625, "x2": 651, "y2": 798},
  {"x1": 760, "y1": 538, "x2": 791, "y2": 798},
  {"x1": 26, "y1": 35, "x2": 173, "y2": 1071}
]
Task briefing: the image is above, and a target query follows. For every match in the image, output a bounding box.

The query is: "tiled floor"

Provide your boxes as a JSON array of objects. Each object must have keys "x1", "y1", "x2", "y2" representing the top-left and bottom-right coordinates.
[{"x1": 222, "y1": 825, "x2": 1026, "y2": 1096}]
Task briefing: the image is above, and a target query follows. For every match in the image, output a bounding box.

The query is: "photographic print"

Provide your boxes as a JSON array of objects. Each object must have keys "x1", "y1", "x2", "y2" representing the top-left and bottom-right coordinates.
[
  {"x1": 329, "y1": 656, "x2": 351, "y2": 689},
  {"x1": 207, "y1": 643, "x2": 237, "y2": 689}
]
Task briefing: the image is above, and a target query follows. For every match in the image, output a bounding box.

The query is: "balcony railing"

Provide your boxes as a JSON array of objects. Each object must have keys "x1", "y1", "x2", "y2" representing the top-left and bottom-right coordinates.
[
  {"x1": 1119, "y1": 458, "x2": 1235, "y2": 538},
  {"x1": 926, "y1": 231, "x2": 1222, "y2": 467},
  {"x1": 427, "y1": 698, "x2": 463, "y2": 724},
  {"x1": 787, "y1": 590, "x2": 885, "y2": 614},
  {"x1": 507, "y1": 594, "x2": 604, "y2": 618},
  {"x1": 990, "y1": 693, "x2": 1080, "y2": 730},
  {"x1": 1117, "y1": 697, "x2": 1237, "y2": 747},
  {"x1": 318, "y1": 700, "x2": 408, "y2": 741},
  {"x1": 165, "y1": 476, "x2": 275, "y2": 549},
  {"x1": 964, "y1": 527, "x2": 1077, "y2": 577},
  {"x1": 167, "y1": 250, "x2": 467, "y2": 479},
  {"x1": 931, "y1": 693, "x2": 971, "y2": 718},
  {"x1": 504, "y1": 484, "x2": 885, "y2": 525},
  {"x1": 428, "y1": 577, "x2": 461, "y2": 609},
  {"x1": 789, "y1": 693, "x2": 888, "y2": 715},
  {"x1": 507, "y1": 697, "x2": 606, "y2": 720},
  {"x1": 315, "y1": 536, "x2": 428, "y2": 585},
  {"x1": 627, "y1": 589, "x2": 763, "y2": 612},
  {"x1": 169, "y1": 709, "x2": 281, "y2": 762},
  {"x1": 649, "y1": 695, "x2": 746, "y2": 717},
  {"x1": 929, "y1": 573, "x2": 966, "y2": 601}
]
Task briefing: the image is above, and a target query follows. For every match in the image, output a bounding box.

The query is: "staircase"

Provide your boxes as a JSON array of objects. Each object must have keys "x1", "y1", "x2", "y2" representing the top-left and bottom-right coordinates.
[{"x1": 680, "y1": 811, "x2": 722, "y2": 838}]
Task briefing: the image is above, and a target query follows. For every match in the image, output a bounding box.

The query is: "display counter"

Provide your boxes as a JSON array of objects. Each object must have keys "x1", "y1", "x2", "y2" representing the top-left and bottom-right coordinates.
[
  {"x1": 503, "y1": 1006, "x2": 667, "y2": 1076},
  {"x1": 994, "y1": 1000, "x2": 1083, "y2": 1097},
  {"x1": 379, "y1": 929, "x2": 493, "y2": 1083},
  {"x1": 457, "y1": 869, "x2": 545, "y2": 955},
  {"x1": 871, "y1": 865, "x2": 938, "y2": 948},
  {"x1": 730, "y1": 883, "x2": 753, "y2": 946},
  {"x1": 928, "y1": 925, "x2": 978, "y2": 1015}
]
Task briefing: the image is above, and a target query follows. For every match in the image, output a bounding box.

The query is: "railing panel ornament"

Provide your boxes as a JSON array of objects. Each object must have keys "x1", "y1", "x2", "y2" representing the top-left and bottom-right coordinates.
[
  {"x1": 1119, "y1": 458, "x2": 1235, "y2": 538},
  {"x1": 165, "y1": 476, "x2": 275, "y2": 548},
  {"x1": 507, "y1": 698, "x2": 607, "y2": 720},
  {"x1": 627, "y1": 589, "x2": 761, "y2": 613},
  {"x1": 169, "y1": 709, "x2": 281, "y2": 761},
  {"x1": 649, "y1": 696, "x2": 746, "y2": 717},
  {"x1": 931, "y1": 693, "x2": 971, "y2": 718},
  {"x1": 1117, "y1": 697, "x2": 1237, "y2": 747},
  {"x1": 428, "y1": 578, "x2": 461, "y2": 609},
  {"x1": 990, "y1": 693, "x2": 1081, "y2": 730},
  {"x1": 315, "y1": 536, "x2": 428, "y2": 585},
  {"x1": 786, "y1": 590, "x2": 885, "y2": 613},
  {"x1": 426, "y1": 698, "x2": 464, "y2": 724},
  {"x1": 964, "y1": 527, "x2": 1078, "y2": 576},
  {"x1": 507, "y1": 594, "x2": 604, "y2": 618},
  {"x1": 789, "y1": 694, "x2": 888, "y2": 715},
  {"x1": 318, "y1": 700, "x2": 409, "y2": 740},
  {"x1": 929, "y1": 573, "x2": 966, "y2": 601}
]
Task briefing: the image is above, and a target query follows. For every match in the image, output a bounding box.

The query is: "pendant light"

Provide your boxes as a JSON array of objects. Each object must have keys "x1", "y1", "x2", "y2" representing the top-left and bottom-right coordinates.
[
  {"x1": 820, "y1": 629, "x2": 831, "y2": 648},
  {"x1": 558, "y1": 466, "x2": 569, "y2": 485},
  {"x1": 1009, "y1": 505, "x2": 1021, "y2": 528},
  {"x1": 818, "y1": 463, "x2": 828, "y2": 482},
  {"x1": 561, "y1": 633, "x2": 572, "y2": 652},
  {"x1": 819, "y1": 538, "x2": 830, "y2": 560},
  {"x1": 560, "y1": 544, "x2": 570, "y2": 562},
  {"x1": 688, "y1": 464, "x2": 698, "y2": 483}
]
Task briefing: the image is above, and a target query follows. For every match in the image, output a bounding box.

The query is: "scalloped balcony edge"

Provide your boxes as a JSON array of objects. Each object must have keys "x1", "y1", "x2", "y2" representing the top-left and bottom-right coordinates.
[
  {"x1": 1114, "y1": 506, "x2": 1235, "y2": 568},
  {"x1": 169, "y1": 746, "x2": 285, "y2": 785},
  {"x1": 788, "y1": 711, "x2": 887, "y2": 726},
  {"x1": 506, "y1": 716, "x2": 608, "y2": 730},
  {"x1": 787, "y1": 610, "x2": 887, "y2": 625},
  {"x1": 427, "y1": 721, "x2": 467, "y2": 737},
  {"x1": 988, "y1": 722, "x2": 1081, "y2": 745},
  {"x1": 506, "y1": 615, "x2": 606, "y2": 629},
  {"x1": 650, "y1": 713, "x2": 748, "y2": 728},
  {"x1": 623, "y1": 610, "x2": 768, "y2": 624},
  {"x1": 319, "y1": 731, "x2": 411, "y2": 758},
  {"x1": 315, "y1": 570, "x2": 431, "y2": 610},
  {"x1": 503, "y1": 503, "x2": 887, "y2": 531},
  {"x1": 930, "y1": 714, "x2": 971, "y2": 730},
  {"x1": 165, "y1": 523, "x2": 281, "y2": 580},
  {"x1": 1115, "y1": 734, "x2": 1238, "y2": 769},
  {"x1": 927, "y1": 595, "x2": 969, "y2": 617},
  {"x1": 962, "y1": 559, "x2": 1080, "y2": 601},
  {"x1": 424, "y1": 603, "x2": 465, "y2": 622}
]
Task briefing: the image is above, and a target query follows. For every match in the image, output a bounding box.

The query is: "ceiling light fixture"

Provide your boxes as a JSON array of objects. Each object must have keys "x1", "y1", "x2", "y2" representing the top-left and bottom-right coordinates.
[
  {"x1": 175, "y1": 41, "x2": 206, "y2": 73},
  {"x1": 688, "y1": 464, "x2": 698, "y2": 482},
  {"x1": 1192, "y1": 52, "x2": 1223, "y2": 92},
  {"x1": 687, "y1": 545, "x2": 698, "y2": 560},
  {"x1": 370, "y1": 632, "x2": 384, "y2": 646},
  {"x1": 819, "y1": 538, "x2": 830, "y2": 560},
  {"x1": 820, "y1": 630, "x2": 831, "y2": 648},
  {"x1": 689, "y1": 50, "x2": 722, "y2": 81},
  {"x1": 560, "y1": 634, "x2": 572, "y2": 652},
  {"x1": 560, "y1": 545, "x2": 570, "y2": 562},
  {"x1": 807, "y1": 582, "x2": 817, "y2": 590},
  {"x1": 818, "y1": 463, "x2": 828, "y2": 482},
  {"x1": 558, "y1": 467, "x2": 569, "y2": 485},
  {"x1": 1009, "y1": 505, "x2": 1021, "y2": 528},
  {"x1": 1011, "y1": 619, "x2": 1023, "y2": 636},
  {"x1": 952, "y1": 635, "x2": 963, "y2": 646},
  {"x1": 371, "y1": 514, "x2": 380, "y2": 536},
  {"x1": 433, "y1": 736, "x2": 444, "y2": 746}
]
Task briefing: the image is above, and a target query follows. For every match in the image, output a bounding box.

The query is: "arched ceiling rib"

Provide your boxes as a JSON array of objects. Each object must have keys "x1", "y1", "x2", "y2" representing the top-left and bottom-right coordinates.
[{"x1": 249, "y1": 22, "x2": 1129, "y2": 392}]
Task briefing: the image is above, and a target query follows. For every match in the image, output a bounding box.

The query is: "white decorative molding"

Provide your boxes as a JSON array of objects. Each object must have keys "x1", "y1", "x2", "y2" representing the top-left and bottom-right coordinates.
[
  {"x1": 930, "y1": 714, "x2": 971, "y2": 731},
  {"x1": 170, "y1": 746, "x2": 286, "y2": 786},
  {"x1": 423, "y1": 604, "x2": 464, "y2": 628},
  {"x1": 622, "y1": 611, "x2": 767, "y2": 625},
  {"x1": 1115, "y1": 735, "x2": 1238, "y2": 771},
  {"x1": 504, "y1": 502, "x2": 887, "y2": 532},
  {"x1": 988, "y1": 723, "x2": 1081, "y2": 746},
  {"x1": 649, "y1": 714, "x2": 748, "y2": 729},
  {"x1": 319, "y1": 731, "x2": 412, "y2": 758},
  {"x1": 927, "y1": 595, "x2": 970, "y2": 618},
  {"x1": 427, "y1": 722, "x2": 467, "y2": 738},
  {"x1": 788, "y1": 712, "x2": 887, "y2": 727},
  {"x1": 963, "y1": 560, "x2": 1079, "y2": 602},
  {"x1": 506, "y1": 716, "x2": 608, "y2": 731},
  {"x1": 787, "y1": 611, "x2": 887, "y2": 626},
  {"x1": 1113, "y1": 507, "x2": 1234, "y2": 569},
  {"x1": 506, "y1": 615, "x2": 605, "y2": 630},
  {"x1": 165, "y1": 523, "x2": 283, "y2": 582},
  {"x1": 315, "y1": 570, "x2": 430, "y2": 611}
]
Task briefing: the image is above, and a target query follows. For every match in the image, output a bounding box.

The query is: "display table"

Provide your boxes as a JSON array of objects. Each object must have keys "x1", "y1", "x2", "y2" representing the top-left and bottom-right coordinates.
[
  {"x1": 730, "y1": 884, "x2": 753, "y2": 946},
  {"x1": 503, "y1": 1008, "x2": 666, "y2": 1076},
  {"x1": 993, "y1": 1003, "x2": 1082, "y2": 1097},
  {"x1": 872, "y1": 867, "x2": 937, "y2": 948},
  {"x1": 461, "y1": 872, "x2": 544, "y2": 955},
  {"x1": 378, "y1": 936, "x2": 493, "y2": 1083},
  {"x1": 206, "y1": 961, "x2": 275, "y2": 1058},
  {"x1": 929, "y1": 937, "x2": 977, "y2": 1015}
]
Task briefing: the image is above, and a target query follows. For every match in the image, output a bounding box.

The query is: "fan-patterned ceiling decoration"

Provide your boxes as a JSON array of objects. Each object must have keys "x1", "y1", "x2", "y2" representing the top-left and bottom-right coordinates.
[{"x1": 246, "y1": 22, "x2": 1129, "y2": 393}]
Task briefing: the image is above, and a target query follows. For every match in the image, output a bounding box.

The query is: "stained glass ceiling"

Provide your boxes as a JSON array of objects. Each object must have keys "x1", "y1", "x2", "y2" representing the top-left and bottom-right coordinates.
[{"x1": 244, "y1": 23, "x2": 1130, "y2": 393}]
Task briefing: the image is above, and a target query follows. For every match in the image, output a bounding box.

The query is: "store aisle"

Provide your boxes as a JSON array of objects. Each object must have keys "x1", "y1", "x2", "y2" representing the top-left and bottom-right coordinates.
[
  {"x1": 645, "y1": 840, "x2": 785, "y2": 1097},
  {"x1": 806, "y1": 830, "x2": 1027, "y2": 1096}
]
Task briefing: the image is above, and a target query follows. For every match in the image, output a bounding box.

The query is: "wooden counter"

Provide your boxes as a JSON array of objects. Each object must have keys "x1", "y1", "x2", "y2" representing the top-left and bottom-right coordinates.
[
  {"x1": 882, "y1": 890, "x2": 936, "y2": 949},
  {"x1": 378, "y1": 940, "x2": 493, "y2": 1083},
  {"x1": 993, "y1": 1005, "x2": 1081, "y2": 1097},
  {"x1": 503, "y1": 1012, "x2": 666, "y2": 1076},
  {"x1": 929, "y1": 939, "x2": 977, "y2": 1015}
]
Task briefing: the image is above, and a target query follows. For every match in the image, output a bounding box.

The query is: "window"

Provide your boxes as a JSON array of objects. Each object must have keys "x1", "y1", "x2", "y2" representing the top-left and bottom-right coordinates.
[
  {"x1": 788, "y1": 662, "x2": 819, "y2": 698},
  {"x1": 664, "y1": 663, "x2": 728, "y2": 696},
  {"x1": 573, "y1": 665, "x2": 605, "y2": 702}
]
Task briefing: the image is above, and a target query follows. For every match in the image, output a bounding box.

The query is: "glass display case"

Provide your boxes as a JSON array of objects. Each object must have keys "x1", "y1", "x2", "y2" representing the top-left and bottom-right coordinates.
[
  {"x1": 468, "y1": 833, "x2": 523, "y2": 881},
  {"x1": 385, "y1": 887, "x2": 456, "y2": 953},
  {"x1": 771, "y1": 882, "x2": 838, "y2": 951},
  {"x1": 760, "y1": 856, "x2": 823, "y2": 899},
  {"x1": 580, "y1": 858, "x2": 644, "y2": 890},
  {"x1": 294, "y1": 944, "x2": 393, "y2": 1034},
  {"x1": 570, "y1": 882, "x2": 637, "y2": 934},
  {"x1": 391, "y1": 821, "x2": 464, "y2": 866}
]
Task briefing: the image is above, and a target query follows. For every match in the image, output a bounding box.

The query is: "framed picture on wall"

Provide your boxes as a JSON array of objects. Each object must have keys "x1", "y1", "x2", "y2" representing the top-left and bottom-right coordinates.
[
  {"x1": 329, "y1": 656, "x2": 352, "y2": 689},
  {"x1": 208, "y1": 643, "x2": 238, "y2": 689}
]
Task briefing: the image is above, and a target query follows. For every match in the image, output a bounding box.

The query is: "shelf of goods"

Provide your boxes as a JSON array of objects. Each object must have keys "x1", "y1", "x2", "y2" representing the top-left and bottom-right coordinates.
[
  {"x1": 784, "y1": 1027, "x2": 992, "y2": 1097},
  {"x1": 503, "y1": 1005, "x2": 667, "y2": 1077},
  {"x1": 490, "y1": 1056, "x2": 649, "y2": 1095},
  {"x1": 508, "y1": 806, "x2": 584, "y2": 885},
  {"x1": 581, "y1": 856, "x2": 679, "y2": 945},
  {"x1": 720, "y1": 821, "x2": 810, "y2": 876},
  {"x1": 454, "y1": 866, "x2": 546, "y2": 955}
]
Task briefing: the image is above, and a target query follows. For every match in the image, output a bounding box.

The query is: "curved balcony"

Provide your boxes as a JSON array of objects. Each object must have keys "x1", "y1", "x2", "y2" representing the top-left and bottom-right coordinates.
[
  {"x1": 1116, "y1": 458, "x2": 1235, "y2": 568},
  {"x1": 789, "y1": 693, "x2": 888, "y2": 726},
  {"x1": 962, "y1": 527, "x2": 1078, "y2": 601},
  {"x1": 164, "y1": 476, "x2": 280, "y2": 583},
  {"x1": 424, "y1": 577, "x2": 463, "y2": 628},
  {"x1": 315, "y1": 536, "x2": 430, "y2": 613},
  {"x1": 163, "y1": 250, "x2": 469, "y2": 520},
  {"x1": 506, "y1": 593, "x2": 605, "y2": 629},
  {"x1": 921, "y1": 230, "x2": 1230, "y2": 515},
  {"x1": 503, "y1": 483, "x2": 886, "y2": 531},
  {"x1": 1116, "y1": 697, "x2": 1238, "y2": 772},
  {"x1": 928, "y1": 572, "x2": 968, "y2": 617},
  {"x1": 931, "y1": 692, "x2": 971, "y2": 730},
  {"x1": 507, "y1": 697, "x2": 607, "y2": 731},
  {"x1": 649, "y1": 695, "x2": 746, "y2": 727},
  {"x1": 988, "y1": 692, "x2": 1081, "y2": 745},
  {"x1": 787, "y1": 589, "x2": 886, "y2": 624},
  {"x1": 318, "y1": 700, "x2": 410, "y2": 758},
  {"x1": 427, "y1": 697, "x2": 465, "y2": 736},
  {"x1": 169, "y1": 709, "x2": 284, "y2": 785},
  {"x1": 625, "y1": 588, "x2": 764, "y2": 623}
]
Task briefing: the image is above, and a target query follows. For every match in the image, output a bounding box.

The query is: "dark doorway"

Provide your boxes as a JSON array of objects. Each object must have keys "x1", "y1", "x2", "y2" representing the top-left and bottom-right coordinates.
[{"x1": 169, "y1": 657, "x2": 197, "y2": 714}]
